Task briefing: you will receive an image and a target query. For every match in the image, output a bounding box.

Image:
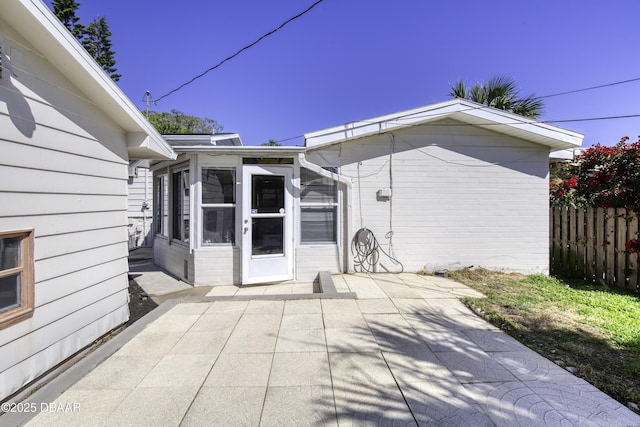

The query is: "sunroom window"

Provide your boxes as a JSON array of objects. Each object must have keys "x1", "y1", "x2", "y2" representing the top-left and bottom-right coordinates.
[
  {"x1": 300, "y1": 168, "x2": 338, "y2": 244},
  {"x1": 154, "y1": 174, "x2": 168, "y2": 237},
  {"x1": 202, "y1": 168, "x2": 235, "y2": 245},
  {"x1": 171, "y1": 169, "x2": 190, "y2": 242},
  {"x1": 0, "y1": 230, "x2": 34, "y2": 330}
]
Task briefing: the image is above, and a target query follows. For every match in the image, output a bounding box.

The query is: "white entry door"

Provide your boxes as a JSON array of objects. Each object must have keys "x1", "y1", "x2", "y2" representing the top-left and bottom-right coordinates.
[{"x1": 242, "y1": 165, "x2": 293, "y2": 284}]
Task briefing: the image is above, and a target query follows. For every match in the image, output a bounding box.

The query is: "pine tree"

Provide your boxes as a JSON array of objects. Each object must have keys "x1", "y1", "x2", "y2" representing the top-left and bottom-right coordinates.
[
  {"x1": 82, "y1": 16, "x2": 121, "y2": 82},
  {"x1": 52, "y1": 0, "x2": 84, "y2": 40}
]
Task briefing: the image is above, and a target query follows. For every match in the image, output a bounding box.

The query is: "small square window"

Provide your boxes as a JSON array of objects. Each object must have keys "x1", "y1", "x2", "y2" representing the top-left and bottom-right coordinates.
[{"x1": 0, "y1": 230, "x2": 34, "y2": 330}]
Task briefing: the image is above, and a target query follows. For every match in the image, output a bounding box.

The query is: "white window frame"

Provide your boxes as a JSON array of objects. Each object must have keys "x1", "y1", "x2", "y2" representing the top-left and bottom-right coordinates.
[
  {"x1": 299, "y1": 168, "x2": 339, "y2": 245},
  {"x1": 170, "y1": 167, "x2": 190, "y2": 244},
  {"x1": 201, "y1": 167, "x2": 236, "y2": 246},
  {"x1": 0, "y1": 229, "x2": 34, "y2": 330},
  {"x1": 154, "y1": 174, "x2": 168, "y2": 237}
]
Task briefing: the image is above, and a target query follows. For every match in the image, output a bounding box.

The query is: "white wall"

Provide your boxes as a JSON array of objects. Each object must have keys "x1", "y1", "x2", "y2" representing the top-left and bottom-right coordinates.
[
  {"x1": 0, "y1": 20, "x2": 130, "y2": 400},
  {"x1": 307, "y1": 119, "x2": 551, "y2": 275},
  {"x1": 193, "y1": 247, "x2": 239, "y2": 286},
  {"x1": 153, "y1": 237, "x2": 193, "y2": 283}
]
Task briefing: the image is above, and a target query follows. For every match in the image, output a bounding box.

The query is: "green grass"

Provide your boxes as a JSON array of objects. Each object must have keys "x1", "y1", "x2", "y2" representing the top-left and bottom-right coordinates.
[{"x1": 448, "y1": 268, "x2": 640, "y2": 410}]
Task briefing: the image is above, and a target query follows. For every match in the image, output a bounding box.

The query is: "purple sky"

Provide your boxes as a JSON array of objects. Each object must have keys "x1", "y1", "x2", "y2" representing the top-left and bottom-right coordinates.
[{"x1": 46, "y1": 0, "x2": 640, "y2": 147}]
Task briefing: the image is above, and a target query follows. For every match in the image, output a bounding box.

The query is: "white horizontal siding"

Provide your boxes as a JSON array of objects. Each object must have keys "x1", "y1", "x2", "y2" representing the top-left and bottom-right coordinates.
[
  {"x1": 0, "y1": 211, "x2": 126, "y2": 237},
  {"x1": 314, "y1": 119, "x2": 550, "y2": 275},
  {"x1": 193, "y1": 247, "x2": 239, "y2": 286},
  {"x1": 0, "y1": 165, "x2": 125, "y2": 195},
  {"x1": 0, "y1": 277, "x2": 128, "y2": 371},
  {"x1": 0, "y1": 297, "x2": 128, "y2": 402},
  {"x1": 0, "y1": 193, "x2": 126, "y2": 217},
  {"x1": 295, "y1": 246, "x2": 341, "y2": 281},
  {"x1": 0, "y1": 19, "x2": 132, "y2": 400},
  {"x1": 127, "y1": 168, "x2": 153, "y2": 216},
  {"x1": 153, "y1": 237, "x2": 193, "y2": 283}
]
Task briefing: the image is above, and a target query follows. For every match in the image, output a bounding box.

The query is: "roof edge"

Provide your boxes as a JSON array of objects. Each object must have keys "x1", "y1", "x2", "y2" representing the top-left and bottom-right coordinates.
[
  {"x1": 5, "y1": 0, "x2": 175, "y2": 161},
  {"x1": 304, "y1": 99, "x2": 584, "y2": 151}
]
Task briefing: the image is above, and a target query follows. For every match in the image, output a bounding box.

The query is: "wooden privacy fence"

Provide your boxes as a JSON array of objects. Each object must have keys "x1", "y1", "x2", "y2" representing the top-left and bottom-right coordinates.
[{"x1": 550, "y1": 207, "x2": 639, "y2": 291}]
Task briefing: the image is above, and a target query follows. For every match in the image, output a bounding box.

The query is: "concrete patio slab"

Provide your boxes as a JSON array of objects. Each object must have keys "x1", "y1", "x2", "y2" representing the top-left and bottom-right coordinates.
[{"x1": 5, "y1": 272, "x2": 639, "y2": 427}]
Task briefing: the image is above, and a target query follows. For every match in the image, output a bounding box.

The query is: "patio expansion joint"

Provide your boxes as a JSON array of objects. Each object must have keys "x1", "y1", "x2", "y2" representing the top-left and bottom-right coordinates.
[{"x1": 379, "y1": 350, "x2": 420, "y2": 426}]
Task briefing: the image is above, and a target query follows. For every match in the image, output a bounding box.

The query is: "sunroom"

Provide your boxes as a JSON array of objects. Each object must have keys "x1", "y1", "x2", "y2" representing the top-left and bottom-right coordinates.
[{"x1": 150, "y1": 134, "x2": 349, "y2": 286}]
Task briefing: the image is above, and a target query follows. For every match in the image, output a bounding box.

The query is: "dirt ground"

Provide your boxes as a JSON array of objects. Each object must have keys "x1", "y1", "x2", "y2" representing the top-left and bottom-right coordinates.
[{"x1": 126, "y1": 277, "x2": 158, "y2": 326}]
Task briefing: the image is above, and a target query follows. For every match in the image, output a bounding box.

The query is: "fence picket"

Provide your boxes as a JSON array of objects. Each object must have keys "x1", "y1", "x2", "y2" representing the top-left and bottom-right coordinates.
[
  {"x1": 561, "y1": 207, "x2": 569, "y2": 275},
  {"x1": 553, "y1": 207, "x2": 562, "y2": 276},
  {"x1": 628, "y1": 210, "x2": 638, "y2": 290},
  {"x1": 586, "y1": 207, "x2": 595, "y2": 283},
  {"x1": 615, "y1": 209, "x2": 627, "y2": 288},
  {"x1": 577, "y1": 208, "x2": 585, "y2": 279},
  {"x1": 595, "y1": 209, "x2": 605, "y2": 284},
  {"x1": 605, "y1": 208, "x2": 615, "y2": 286}
]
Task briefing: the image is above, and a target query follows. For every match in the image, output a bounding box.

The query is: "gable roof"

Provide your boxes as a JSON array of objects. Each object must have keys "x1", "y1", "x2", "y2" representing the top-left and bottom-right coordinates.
[
  {"x1": 1, "y1": 0, "x2": 176, "y2": 160},
  {"x1": 304, "y1": 99, "x2": 584, "y2": 152}
]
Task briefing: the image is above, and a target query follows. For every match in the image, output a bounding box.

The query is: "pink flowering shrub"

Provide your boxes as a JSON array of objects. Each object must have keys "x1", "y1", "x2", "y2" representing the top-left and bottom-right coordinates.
[{"x1": 550, "y1": 136, "x2": 640, "y2": 252}]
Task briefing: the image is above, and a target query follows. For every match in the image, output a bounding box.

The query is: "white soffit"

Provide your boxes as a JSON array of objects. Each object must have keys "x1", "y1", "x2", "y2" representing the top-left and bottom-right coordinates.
[{"x1": 1, "y1": 0, "x2": 175, "y2": 161}]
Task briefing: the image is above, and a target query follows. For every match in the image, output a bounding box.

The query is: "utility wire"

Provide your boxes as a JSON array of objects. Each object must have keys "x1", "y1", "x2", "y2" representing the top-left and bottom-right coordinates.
[
  {"x1": 539, "y1": 77, "x2": 640, "y2": 99},
  {"x1": 155, "y1": 0, "x2": 325, "y2": 103}
]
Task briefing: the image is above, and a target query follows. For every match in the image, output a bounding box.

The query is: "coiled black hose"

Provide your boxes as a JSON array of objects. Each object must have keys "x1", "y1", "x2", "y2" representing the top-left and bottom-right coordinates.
[{"x1": 351, "y1": 227, "x2": 404, "y2": 273}]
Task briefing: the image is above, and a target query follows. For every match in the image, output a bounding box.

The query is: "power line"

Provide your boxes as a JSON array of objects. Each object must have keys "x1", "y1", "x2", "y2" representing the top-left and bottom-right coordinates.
[
  {"x1": 154, "y1": 0, "x2": 325, "y2": 103},
  {"x1": 539, "y1": 77, "x2": 640, "y2": 99}
]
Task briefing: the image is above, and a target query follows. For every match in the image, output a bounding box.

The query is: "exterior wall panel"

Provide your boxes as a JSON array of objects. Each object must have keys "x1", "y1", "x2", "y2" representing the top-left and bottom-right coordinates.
[
  {"x1": 310, "y1": 119, "x2": 550, "y2": 275},
  {"x1": 0, "y1": 17, "x2": 132, "y2": 400}
]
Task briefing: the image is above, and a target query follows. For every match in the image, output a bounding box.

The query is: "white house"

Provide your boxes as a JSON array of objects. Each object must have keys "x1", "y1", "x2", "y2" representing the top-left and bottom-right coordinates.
[
  {"x1": 150, "y1": 99, "x2": 583, "y2": 286},
  {"x1": 0, "y1": 0, "x2": 175, "y2": 401}
]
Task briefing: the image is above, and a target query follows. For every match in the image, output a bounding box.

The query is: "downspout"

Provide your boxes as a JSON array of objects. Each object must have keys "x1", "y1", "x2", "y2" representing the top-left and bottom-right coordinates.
[
  {"x1": 297, "y1": 153, "x2": 353, "y2": 273},
  {"x1": 143, "y1": 167, "x2": 149, "y2": 246}
]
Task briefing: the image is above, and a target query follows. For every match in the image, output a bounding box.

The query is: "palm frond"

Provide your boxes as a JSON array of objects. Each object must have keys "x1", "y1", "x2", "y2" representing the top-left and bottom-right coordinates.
[
  {"x1": 512, "y1": 94, "x2": 544, "y2": 119},
  {"x1": 448, "y1": 80, "x2": 467, "y2": 99}
]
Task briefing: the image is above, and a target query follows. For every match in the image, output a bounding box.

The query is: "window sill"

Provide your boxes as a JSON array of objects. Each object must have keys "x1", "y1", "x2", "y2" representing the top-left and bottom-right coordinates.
[{"x1": 0, "y1": 306, "x2": 34, "y2": 331}]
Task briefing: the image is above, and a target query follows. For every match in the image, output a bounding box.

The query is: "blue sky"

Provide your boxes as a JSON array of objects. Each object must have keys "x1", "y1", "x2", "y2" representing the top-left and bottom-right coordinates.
[{"x1": 46, "y1": 0, "x2": 640, "y2": 147}]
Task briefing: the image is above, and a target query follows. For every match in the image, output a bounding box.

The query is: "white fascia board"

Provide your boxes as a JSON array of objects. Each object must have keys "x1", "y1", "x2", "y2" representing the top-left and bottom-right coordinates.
[
  {"x1": 305, "y1": 99, "x2": 584, "y2": 151},
  {"x1": 170, "y1": 146, "x2": 306, "y2": 155},
  {"x1": 451, "y1": 103, "x2": 584, "y2": 150},
  {"x1": 164, "y1": 134, "x2": 244, "y2": 147},
  {"x1": 304, "y1": 101, "x2": 461, "y2": 148},
  {"x1": 4, "y1": 0, "x2": 175, "y2": 161}
]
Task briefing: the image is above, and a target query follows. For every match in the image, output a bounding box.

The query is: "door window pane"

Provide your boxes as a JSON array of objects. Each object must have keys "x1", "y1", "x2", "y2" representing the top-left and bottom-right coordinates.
[
  {"x1": 252, "y1": 218, "x2": 283, "y2": 255},
  {"x1": 203, "y1": 207, "x2": 235, "y2": 244},
  {"x1": 252, "y1": 175, "x2": 284, "y2": 213}
]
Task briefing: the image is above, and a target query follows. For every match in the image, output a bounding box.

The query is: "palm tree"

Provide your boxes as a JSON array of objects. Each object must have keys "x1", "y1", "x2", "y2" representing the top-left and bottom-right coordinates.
[{"x1": 448, "y1": 76, "x2": 544, "y2": 119}]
